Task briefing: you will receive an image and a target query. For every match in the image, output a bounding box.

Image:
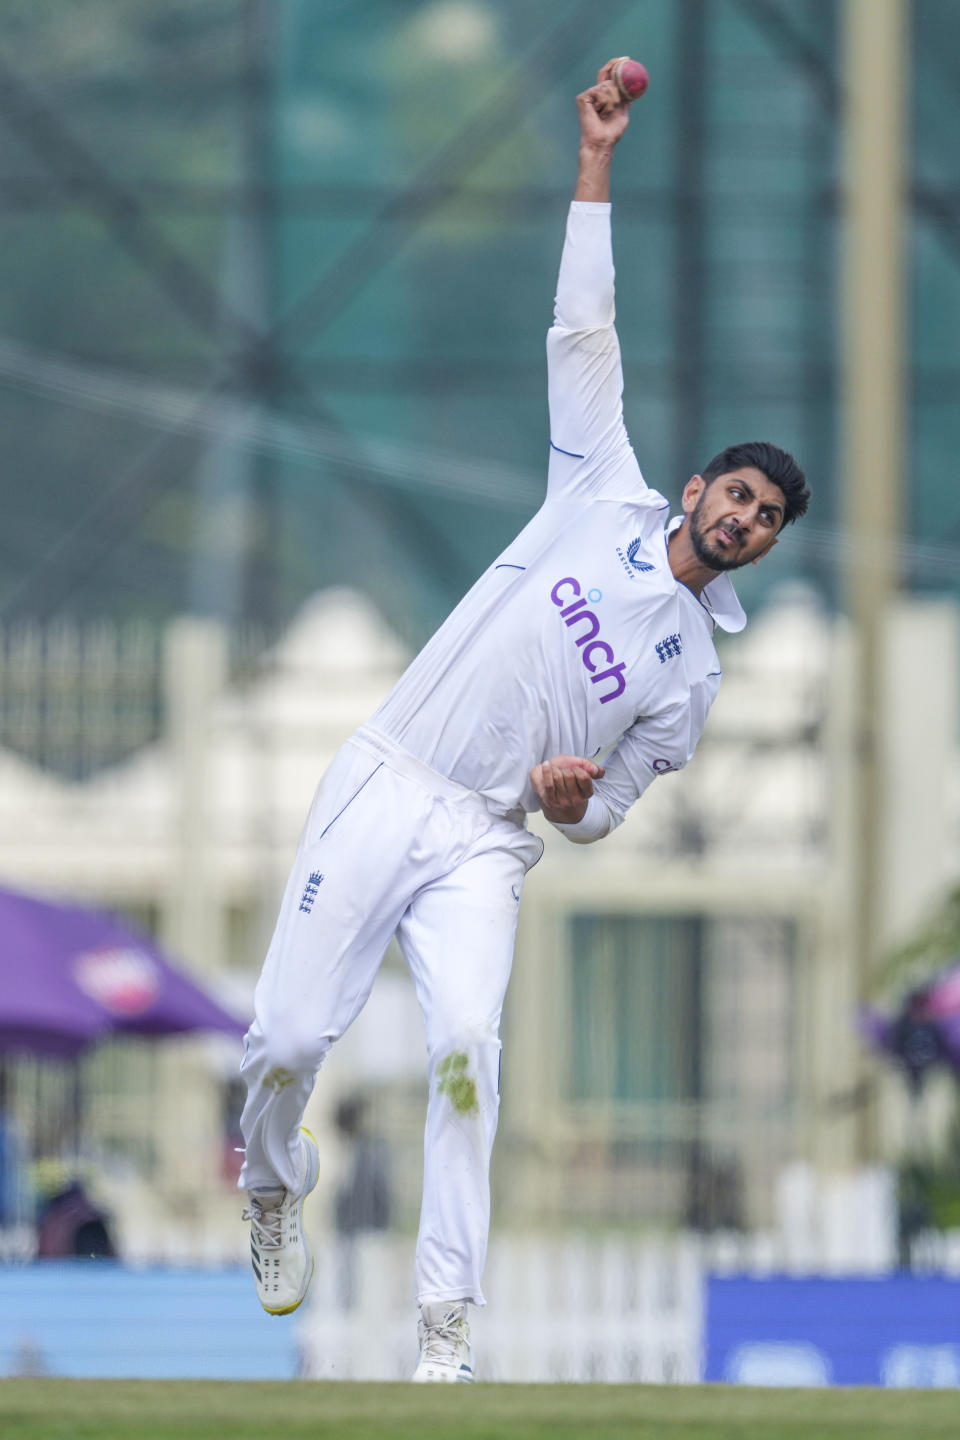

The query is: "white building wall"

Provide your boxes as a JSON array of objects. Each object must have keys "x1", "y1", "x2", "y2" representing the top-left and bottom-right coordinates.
[{"x1": 0, "y1": 584, "x2": 956, "y2": 1255}]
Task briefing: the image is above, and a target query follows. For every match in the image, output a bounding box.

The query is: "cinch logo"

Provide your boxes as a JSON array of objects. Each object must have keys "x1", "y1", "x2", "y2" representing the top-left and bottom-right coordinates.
[
  {"x1": 655, "y1": 633, "x2": 683, "y2": 664},
  {"x1": 550, "y1": 578, "x2": 626, "y2": 704},
  {"x1": 299, "y1": 871, "x2": 324, "y2": 914},
  {"x1": 616, "y1": 536, "x2": 656, "y2": 576}
]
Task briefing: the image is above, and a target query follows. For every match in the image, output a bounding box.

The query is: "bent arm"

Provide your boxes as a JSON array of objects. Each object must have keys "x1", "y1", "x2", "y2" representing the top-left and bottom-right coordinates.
[
  {"x1": 547, "y1": 706, "x2": 694, "y2": 845},
  {"x1": 530, "y1": 755, "x2": 605, "y2": 827}
]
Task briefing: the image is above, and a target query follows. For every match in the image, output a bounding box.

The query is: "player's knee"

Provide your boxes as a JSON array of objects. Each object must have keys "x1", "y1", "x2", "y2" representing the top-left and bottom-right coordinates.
[
  {"x1": 428, "y1": 1025, "x2": 502, "y2": 1119},
  {"x1": 427, "y1": 1021, "x2": 500, "y2": 1074},
  {"x1": 251, "y1": 1012, "x2": 329, "y2": 1080}
]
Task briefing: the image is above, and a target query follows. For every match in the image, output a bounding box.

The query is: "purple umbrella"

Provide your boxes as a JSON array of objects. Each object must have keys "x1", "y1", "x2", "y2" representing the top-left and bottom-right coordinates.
[
  {"x1": 859, "y1": 958, "x2": 960, "y2": 1094},
  {"x1": 0, "y1": 884, "x2": 246, "y2": 1059}
]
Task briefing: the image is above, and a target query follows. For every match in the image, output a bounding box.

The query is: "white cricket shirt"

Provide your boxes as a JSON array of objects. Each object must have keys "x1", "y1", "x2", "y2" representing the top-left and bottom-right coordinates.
[{"x1": 371, "y1": 202, "x2": 746, "y2": 841}]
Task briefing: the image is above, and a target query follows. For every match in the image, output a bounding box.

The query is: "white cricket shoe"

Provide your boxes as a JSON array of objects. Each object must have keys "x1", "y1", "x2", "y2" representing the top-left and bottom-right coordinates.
[
  {"x1": 242, "y1": 1127, "x2": 320, "y2": 1316},
  {"x1": 411, "y1": 1301, "x2": 475, "y2": 1383}
]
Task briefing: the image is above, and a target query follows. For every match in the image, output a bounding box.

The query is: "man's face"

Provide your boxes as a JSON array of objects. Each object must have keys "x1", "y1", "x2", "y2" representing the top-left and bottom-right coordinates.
[{"x1": 683, "y1": 466, "x2": 785, "y2": 572}]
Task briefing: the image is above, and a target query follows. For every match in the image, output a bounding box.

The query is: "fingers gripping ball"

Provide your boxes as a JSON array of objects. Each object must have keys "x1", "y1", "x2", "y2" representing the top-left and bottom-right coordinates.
[
  {"x1": 612, "y1": 57, "x2": 649, "y2": 102},
  {"x1": 592, "y1": 56, "x2": 650, "y2": 118}
]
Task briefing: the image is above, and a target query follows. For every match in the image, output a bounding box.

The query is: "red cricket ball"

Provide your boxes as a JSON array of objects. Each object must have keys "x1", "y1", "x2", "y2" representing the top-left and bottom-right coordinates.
[{"x1": 613, "y1": 58, "x2": 649, "y2": 102}]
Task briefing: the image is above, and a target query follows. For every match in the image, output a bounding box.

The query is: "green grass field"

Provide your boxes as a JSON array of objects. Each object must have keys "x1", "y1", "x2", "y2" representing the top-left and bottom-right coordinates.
[{"x1": 0, "y1": 1380, "x2": 958, "y2": 1440}]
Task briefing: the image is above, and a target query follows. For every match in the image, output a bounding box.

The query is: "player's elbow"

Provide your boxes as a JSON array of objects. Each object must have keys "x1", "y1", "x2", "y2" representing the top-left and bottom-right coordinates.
[{"x1": 547, "y1": 318, "x2": 615, "y2": 352}]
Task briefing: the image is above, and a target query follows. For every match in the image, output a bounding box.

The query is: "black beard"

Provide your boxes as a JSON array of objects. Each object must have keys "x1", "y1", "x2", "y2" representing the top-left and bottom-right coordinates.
[{"x1": 688, "y1": 506, "x2": 747, "y2": 572}]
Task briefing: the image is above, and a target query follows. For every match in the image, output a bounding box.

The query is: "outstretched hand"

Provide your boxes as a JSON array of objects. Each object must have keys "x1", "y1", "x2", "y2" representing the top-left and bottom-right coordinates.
[{"x1": 530, "y1": 754, "x2": 605, "y2": 825}]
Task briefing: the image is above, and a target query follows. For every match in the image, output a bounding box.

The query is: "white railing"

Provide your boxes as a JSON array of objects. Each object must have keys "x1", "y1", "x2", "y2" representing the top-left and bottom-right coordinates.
[
  {"x1": 294, "y1": 1168, "x2": 900, "y2": 1384},
  {"x1": 297, "y1": 1232, "x2": 703, "y2": 1383}
]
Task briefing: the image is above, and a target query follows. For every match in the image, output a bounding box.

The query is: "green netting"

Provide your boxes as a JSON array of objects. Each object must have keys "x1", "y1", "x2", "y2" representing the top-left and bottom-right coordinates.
[{"x1": 0, "y1": 1, "x2": 955, "y2": 643}]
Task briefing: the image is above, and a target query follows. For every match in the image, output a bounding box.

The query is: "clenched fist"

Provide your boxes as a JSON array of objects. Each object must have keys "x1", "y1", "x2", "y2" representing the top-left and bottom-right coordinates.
[{"x1": 530, "y1": 754, "x2": 605, "y2": 825}]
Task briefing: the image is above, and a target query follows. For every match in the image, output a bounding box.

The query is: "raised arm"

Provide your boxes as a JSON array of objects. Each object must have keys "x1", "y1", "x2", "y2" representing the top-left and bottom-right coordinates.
[
  {"x1": 546, "y1": 62, "x2": 647, "y2": 503},
  {"x1": 574, "y1": 59, "x2": 632, "y2": 203}
]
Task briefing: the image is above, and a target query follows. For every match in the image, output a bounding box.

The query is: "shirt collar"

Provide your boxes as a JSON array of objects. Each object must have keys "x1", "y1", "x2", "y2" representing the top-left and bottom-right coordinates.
[{"x1": 665, "y1": 515, "x2": 748, "y2": 634}]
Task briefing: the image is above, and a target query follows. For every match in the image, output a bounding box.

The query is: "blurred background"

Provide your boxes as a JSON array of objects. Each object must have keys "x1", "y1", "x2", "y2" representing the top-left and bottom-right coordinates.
[{"x1": 0, "y1": 0, "x2": 959, "y2": 1388}]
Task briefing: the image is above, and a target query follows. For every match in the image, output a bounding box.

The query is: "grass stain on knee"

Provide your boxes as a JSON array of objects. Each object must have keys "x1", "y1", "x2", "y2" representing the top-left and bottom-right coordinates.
[{"x1": 437, "y1": 1050, "x2": 479, "y2": 1116}]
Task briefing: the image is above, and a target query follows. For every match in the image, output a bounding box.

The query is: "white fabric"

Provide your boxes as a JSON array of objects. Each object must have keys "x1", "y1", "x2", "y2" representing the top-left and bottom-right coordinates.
[
  {"x1": 548, "y1": 792, "x2": 612, "y2": 844},
  {"x1": 372, "y1": 201, "x2": 742, "y2": 837},
  {"x1": 239, "y1": 731, "x2": 542, "y2": 1305},
  {"x1": 240, "y1": 201, "x2": 748, "y2": 1310}
]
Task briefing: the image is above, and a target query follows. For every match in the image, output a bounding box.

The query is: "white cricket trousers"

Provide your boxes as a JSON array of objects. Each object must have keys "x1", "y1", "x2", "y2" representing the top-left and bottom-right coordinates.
[{"x1": 238, "y1": 725, "x2": 542, "y2": 1306}]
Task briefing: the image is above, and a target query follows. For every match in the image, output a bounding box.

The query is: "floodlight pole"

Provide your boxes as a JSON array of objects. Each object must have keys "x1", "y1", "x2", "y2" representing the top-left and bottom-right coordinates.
[
  {"x1": 673, "y1": 0, "x2": 707, "y2": 483},
  {"x1": 842, "y1": 0, "x2": 908, "y2": 1161},
  {"x1": 192, "y1": 0, "x2": 278, "y2": 631}
]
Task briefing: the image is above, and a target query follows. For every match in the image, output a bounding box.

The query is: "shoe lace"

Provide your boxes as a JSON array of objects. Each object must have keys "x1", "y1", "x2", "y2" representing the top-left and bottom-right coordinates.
[
  {"x1": 241, "y1": 1194, "x2": 285, "y2": 1250},
  {"x1": 421, "y1": 1313, "x2": 468, "y2": 1363}
]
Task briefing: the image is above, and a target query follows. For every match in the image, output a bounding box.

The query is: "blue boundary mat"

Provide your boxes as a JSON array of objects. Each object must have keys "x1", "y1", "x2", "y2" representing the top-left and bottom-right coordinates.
[
  {"x1": 707, "y1": 1275, "x2": 960, "y2": 1387},
  {"x1": 0, "y1": 1263, "x2": 299, "y2": 1379}
]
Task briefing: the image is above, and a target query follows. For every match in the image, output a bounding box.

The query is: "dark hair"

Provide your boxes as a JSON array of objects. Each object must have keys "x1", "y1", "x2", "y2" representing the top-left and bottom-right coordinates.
[{"x1": 700, "y1": 441, "x2": 810, "y2": 527}]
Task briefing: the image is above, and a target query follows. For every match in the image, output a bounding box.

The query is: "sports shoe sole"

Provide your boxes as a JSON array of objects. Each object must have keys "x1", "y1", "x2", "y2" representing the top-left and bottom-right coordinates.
[
  {"x1": 411, "y1": 1363, "x2": 475, "y2": 1383},
  {"x1": 262, "y1": 1126, "x2": 320, "y2": 1317}
]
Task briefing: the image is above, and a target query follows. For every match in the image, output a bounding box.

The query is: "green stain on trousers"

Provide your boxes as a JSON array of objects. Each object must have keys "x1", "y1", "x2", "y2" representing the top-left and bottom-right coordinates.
[{"x1": 437, "y1": 1050, "x2": 479, "y2": 1116}]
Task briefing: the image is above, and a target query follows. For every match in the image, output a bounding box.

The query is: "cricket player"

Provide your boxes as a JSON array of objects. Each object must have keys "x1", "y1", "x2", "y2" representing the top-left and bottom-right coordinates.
[{"x1": 238, "y1": 60, "x2": 810, "y2": 1382}]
